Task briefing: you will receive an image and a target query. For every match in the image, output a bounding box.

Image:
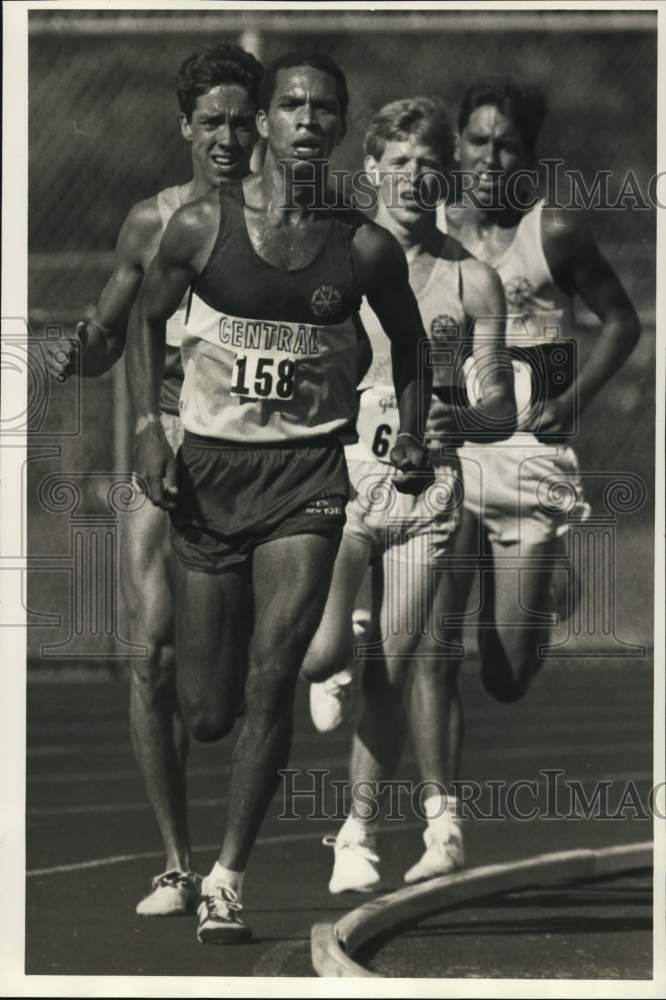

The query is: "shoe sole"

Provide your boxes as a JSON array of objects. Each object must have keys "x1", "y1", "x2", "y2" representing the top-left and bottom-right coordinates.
[
  {"x1": 197, "y1": 926, "x2": 252, "y2": 945},
  {"x1": 329, "y1": 882, "x2": 380, "y2": 895},
  {"x1": 403, "y1": 864, "x2": 463, "y2": 886},
  {"x1": 136, "y1": 899, "x2": 200, "y2": 917}
]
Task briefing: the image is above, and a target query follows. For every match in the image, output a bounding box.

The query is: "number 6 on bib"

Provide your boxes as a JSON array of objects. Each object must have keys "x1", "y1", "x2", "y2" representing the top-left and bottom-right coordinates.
[{"x1": 230, "y1": 350, "x2": 296, "y2": 401}]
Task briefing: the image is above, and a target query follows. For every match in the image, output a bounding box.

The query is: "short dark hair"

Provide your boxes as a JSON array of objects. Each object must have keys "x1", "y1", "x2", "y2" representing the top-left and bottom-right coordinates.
[
  {"x1": 364, "y1": 97, "x2": 455, "y2": 168},
  {"x1": 458, "y1": 77, "x2": 547, "y2": 151},
  {"x1": 177, "y1": 45, "x2": 264, "y2": 121},
  {"x1": 258, "y1": 49, "x2": 349, "y2": 123}
]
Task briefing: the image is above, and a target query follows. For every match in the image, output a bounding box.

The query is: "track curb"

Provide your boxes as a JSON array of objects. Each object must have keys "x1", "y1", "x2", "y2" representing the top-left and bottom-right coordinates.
[{"x1": 311, "y1": 841, "x2": 652, "y2": 977}]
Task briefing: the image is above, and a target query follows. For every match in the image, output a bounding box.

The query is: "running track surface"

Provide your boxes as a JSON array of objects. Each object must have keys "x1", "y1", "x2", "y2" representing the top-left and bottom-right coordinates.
[{"x1": 26, "y1": 659, "x2": 653, "y2": 978}]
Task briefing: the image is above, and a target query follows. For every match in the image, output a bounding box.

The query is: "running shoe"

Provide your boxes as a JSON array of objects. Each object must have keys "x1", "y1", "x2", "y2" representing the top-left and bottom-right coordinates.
[
  {"x1": 196, "y1": 884, "x2": 251, "y2": 944},
  {"x1": 403, "y1": 821, "x2": 464, "y2": 885},
  {"x1": 324, "y1": 831, "x2": 381, "y2": 894},
  {"x1": 309, "y1": 668, "x2": 356, "y2": 732},
  {"x1": 136, "y1": 869, "x2": 201, "y2": 917}
]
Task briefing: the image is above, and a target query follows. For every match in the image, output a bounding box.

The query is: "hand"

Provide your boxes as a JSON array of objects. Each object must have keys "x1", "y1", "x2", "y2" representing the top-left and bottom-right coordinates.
[
  {"x1": 133, "y1": 418, "x2": 178, "y2": 510},
  {"x1": 46, "y1": 321, "x2": 88, "y2": 382},
  {"x1": 390, "y1": 432, "x2": 435, "y2": 496}
]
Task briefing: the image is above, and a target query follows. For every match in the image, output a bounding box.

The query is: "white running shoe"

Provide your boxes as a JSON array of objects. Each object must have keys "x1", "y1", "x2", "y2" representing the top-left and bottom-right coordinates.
[
  {"x1": 196, "y1": 884, "x2": 251, "y2": 944},
  {"x1": 309, "y1": 668, "x2": 356, "y2": 732},
  {"x1": 403, "y1": 822, "x2": 465, "y2": 885},
  {"x1": 324, "y1": 831, "x2": 381, "y2": 894},
  {"x1": 135, "y1": 869, "x2": 201, "y2": 917}
]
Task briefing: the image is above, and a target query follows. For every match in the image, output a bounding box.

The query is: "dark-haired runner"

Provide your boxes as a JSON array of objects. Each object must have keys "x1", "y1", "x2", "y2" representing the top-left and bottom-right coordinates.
[{"x1": 47, "y1": 45, "x2": 263, "y2": 916}]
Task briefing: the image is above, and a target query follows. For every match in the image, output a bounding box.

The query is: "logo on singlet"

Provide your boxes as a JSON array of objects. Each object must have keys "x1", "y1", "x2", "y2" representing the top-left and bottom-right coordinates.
[
  {"x1": 310, "y1": 285, "x2": 342, "y2": 319},
  {"x1": 504, "y1": 275, "x2": 535, "y2": 311},
  {"x1": 430, "y1": 315, "x2": 460, "y2": 342}
]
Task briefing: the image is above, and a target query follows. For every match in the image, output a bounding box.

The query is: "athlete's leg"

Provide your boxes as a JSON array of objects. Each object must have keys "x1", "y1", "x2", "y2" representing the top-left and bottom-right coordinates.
[
  {"x1": 397, "y1": 510, "x2": 477, "y2": 884},
  {"x1": 174, "y1": 559, "x2": 252, "y2": 742},
  {"x1": 408, "y1": 507, "x2": 477, "y2": 790},
  {"x1": 479, "y1": 536, "x2": 559, "y2": 702},
  {"x1": 348, "y1": 546, "x2": 436, "y2": 823},
  {"x1": 217, "y1": 531, "x2": 341, "y2": 872},
  {"x1": 301, "y1": 532, "x2": 372, "y2": 683},
  {"x1": 122, "y1": 499, "x2": 191, "y2": 875}
]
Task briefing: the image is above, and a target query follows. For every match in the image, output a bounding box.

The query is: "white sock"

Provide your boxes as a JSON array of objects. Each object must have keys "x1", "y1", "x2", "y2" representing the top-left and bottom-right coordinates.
[
  {"x1": 342, "y1": 811, "x2": 378, "y2": 842},
  {"x1": 424, "y1": 792, "x2": 460, "y2": 824},
  {"x1": 205, "y1": 862, "x2": 245, "y2": 901}
]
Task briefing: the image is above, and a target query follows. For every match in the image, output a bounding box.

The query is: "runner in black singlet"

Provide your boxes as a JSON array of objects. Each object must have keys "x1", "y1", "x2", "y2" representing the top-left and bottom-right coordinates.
[{"x1": 133, "y1": 51, "x2": 434, "y2": 945}]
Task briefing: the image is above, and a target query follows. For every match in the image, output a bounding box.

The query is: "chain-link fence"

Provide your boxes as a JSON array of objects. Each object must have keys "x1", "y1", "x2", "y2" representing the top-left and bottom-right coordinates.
[{"x1": 26, "y1": 8, "x2": 657, "y2": 660}]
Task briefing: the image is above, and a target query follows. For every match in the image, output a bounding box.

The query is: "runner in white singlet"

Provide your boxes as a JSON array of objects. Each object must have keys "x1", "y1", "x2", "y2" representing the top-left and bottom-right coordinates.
[
  {"x1": 46, "y1": 46, "x2": 263, "y2": 916},
  {"x1": 435, "y1": 77, "x2": 640, "y2": 702},
  {"x1": 302, "y1": 98, "x2": 515, "y2": 893}
]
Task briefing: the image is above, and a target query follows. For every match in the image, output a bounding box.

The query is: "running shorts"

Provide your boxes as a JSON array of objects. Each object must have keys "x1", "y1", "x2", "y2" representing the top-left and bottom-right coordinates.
[
  {"x1": 344, "y1": 454, "x2": 463, "y2": 565},
  {"x1": 461, "y1": 433, "x2": 590, "y2": 546},
  {"x1": 170, "y1": 432, "x2": 349, "y2": 573}
]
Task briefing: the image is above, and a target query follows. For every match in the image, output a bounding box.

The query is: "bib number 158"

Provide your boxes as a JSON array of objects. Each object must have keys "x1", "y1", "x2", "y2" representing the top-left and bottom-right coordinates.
[{"x1": 230, "y1": 353, "x2": 296, "y2": 401}]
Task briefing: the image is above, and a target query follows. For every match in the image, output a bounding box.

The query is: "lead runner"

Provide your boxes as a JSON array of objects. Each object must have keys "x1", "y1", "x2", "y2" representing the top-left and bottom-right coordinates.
[{"x1": 133, "y1": 50, "x2": 434, "y2": 945}]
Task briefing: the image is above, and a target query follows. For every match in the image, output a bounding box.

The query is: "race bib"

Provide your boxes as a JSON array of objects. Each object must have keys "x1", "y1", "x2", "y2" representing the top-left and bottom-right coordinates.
[
  {"x1": 356, "y1": 384, "x2": 400, "y2": 462},
  {"x1": 230, "y1": 350, "x2": 297, "y2": 401}
]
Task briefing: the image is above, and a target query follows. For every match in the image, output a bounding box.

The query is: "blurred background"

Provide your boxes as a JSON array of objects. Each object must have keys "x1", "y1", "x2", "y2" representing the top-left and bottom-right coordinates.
[{"x1": 25, "y1": 7, "x2": 656, "y2": 665}]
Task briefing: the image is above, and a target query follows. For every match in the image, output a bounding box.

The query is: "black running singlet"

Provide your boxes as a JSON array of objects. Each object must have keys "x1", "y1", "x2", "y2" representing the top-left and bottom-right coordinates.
[{"x1": 180, "y1": 183, "x2": 366, "y2": 443}]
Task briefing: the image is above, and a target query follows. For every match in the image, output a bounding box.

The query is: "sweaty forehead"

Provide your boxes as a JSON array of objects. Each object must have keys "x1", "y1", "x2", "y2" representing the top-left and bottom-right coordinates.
[
  {"x1": 465, "y1": 104, "x2": 520, "y2": 139},
  {"x1": 274, "y1": 65, "x2": 338, "y2": 100},
  {"x1": 379, "y1": 136, "x2": 439, "y2": 164},
  {"x1": 193, "y1": 84, "x2": 255, "y2": 115}
]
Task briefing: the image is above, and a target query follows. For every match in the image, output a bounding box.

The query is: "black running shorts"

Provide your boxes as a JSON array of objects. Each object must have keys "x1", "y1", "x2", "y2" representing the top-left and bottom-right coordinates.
[{"x1": 170, "y1": 432, "x2": 349, "y2": 573}]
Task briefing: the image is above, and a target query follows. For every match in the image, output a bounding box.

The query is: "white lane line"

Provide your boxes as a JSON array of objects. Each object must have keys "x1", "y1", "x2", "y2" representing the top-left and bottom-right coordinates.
[
  {"x1": 26, "y1": 823, "x2": 422, "y2": 878},
  {"x1": 27, "y1": 741, "x2": 652, "y2": 784},
  {"x1": 26, "y1": 771, "x2": 654, "y2": 819}
]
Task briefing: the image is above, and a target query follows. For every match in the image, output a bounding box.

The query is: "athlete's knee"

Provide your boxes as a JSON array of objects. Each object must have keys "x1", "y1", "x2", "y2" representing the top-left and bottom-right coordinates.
[
  {"x1": 480, "y1": 646, "x2": 534, "y2": 703},
  {"x1": 185, "y1": 702, "x2": 236, "y2": 743},
  {"x1": 126, "y1": 595, "x2": 174, "y2": 650},
  {"x1": 482, "y1": 672, "x2": 529, "y2": 703},
  {"x1": 301, "y1": 632, "x2": 351, "y2": 682},
  {"x1": 414, "y1": 658, "x2": 461, "y2": 687},
  {"x1": 130, "y1": 645, "x2": 176, "y2": 704}
]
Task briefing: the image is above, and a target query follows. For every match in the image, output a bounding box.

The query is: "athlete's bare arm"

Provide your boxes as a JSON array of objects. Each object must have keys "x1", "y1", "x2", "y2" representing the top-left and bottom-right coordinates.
[
  {"x1": 352, "y1": 221, "x2": 433, "y2": 490},
  {"x1": 461, "y1": 257, "x2": 517, "y2": 439},
  {"x1": 540, "y1": 207, "x2": 641, "y2": 433},
  {"x1": 46, "y1": 199, "x2": 162, "y2": 379},
  {"x1": 426, "y1": 253, "x2": 515, "y2": 445},
  {"x1": 134, "y1": 196, "x2": 219, "y2": 507}
]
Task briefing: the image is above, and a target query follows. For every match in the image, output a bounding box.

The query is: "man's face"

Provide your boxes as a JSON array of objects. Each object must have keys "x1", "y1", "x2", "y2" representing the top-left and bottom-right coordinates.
[
  {"x1": 366, "y1": 135, "x2": 443, "y2": 227},
  {"x1": 258, "y1": 66, "x2": 345, "y2": 170},
  {"x1": 456, "y1": 104, "x2": 528, "y2": 207},
  {"x1": 182, "y1": 84, "x2": 257, "y2": 185}
]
